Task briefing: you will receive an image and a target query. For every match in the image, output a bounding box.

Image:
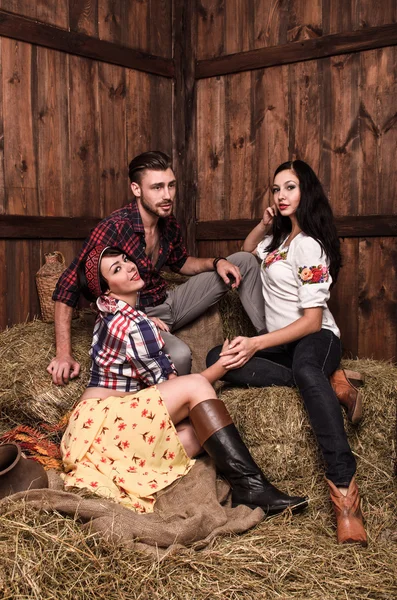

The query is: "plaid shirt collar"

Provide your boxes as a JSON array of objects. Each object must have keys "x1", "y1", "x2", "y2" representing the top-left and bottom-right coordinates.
[
  {"x1": 124, "y1": 200, "x2": 170, "y2": 239},
  {"x1": 97, "y1": 295, "x2": 139, "y2": 317}
]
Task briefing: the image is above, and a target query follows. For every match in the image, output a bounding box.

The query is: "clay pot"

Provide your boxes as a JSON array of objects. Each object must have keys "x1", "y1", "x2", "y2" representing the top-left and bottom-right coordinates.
[{"x1": 0, "y1": 443, "x2": 48, "y2": 499}]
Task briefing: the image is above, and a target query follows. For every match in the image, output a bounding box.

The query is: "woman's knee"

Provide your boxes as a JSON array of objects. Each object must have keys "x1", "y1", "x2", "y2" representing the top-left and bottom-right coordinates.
[
  {"x1": 206, "y1": 345, "x2": 222, "y2": 367},
  {"x1": 292, "y1": 360, "x2": 322, "y2": 390},
  {"x1": 187, "y1": 373, "x2": 214, "y2": 395}
]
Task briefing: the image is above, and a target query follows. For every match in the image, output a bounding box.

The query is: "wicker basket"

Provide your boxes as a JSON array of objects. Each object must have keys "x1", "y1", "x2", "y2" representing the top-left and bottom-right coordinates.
[{"x1": 35, "y1": 252, "x2": 70, "y2": 323}]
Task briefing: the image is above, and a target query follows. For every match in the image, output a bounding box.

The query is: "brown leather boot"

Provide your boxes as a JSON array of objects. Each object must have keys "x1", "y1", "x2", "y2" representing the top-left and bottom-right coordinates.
[
  {"x1": 327, "y1": 477, "x2": 367, "y2": 547},
  {"x1": 330, "y1": 369, "x2": 364, "y2": 424}
]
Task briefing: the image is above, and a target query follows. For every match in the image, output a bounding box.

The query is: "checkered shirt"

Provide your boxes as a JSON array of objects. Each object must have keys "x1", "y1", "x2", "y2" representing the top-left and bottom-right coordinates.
[
  {"x1": 87, "y1": 297, "x2": 177, "y2": 392},
  {"x1": 52, "y1": 201, "x2": 189, "y2": 309}
]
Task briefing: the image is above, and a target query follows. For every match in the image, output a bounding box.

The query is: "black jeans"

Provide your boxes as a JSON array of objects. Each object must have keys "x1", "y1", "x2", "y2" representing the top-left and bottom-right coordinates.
[{"x1": 207, "y1": 329, "x2": 356, "y2": 487}]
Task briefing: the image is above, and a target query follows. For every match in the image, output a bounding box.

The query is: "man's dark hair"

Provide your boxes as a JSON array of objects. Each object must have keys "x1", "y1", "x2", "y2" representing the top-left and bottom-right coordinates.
[
  {"x1": 128, "y1": 151, "x2": 172, "y2": 184},
  {"x1": 77, "y1": 247, "x2": 126, "y2": 302}
]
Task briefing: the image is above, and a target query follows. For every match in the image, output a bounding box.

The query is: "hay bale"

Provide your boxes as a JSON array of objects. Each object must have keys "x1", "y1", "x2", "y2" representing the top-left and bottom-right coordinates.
[
  {"x1": 0, "y1": 270, "x2": 396, "y2": 600},
  {"x1": 0, "y1": 313, "x2": 94, "y2": 425},
  {"x1": 220, "y1": 385, "x2": 318, "y2": 487},
  {"x1": 219, "y1": 288, "x2": 257, "y2": 340},
  {"x1": 0, "y1": 355, "x2": 396, "y2": 597},
  {"x1": 220, "y1": 358, "x2": 397, "y2": 525}
]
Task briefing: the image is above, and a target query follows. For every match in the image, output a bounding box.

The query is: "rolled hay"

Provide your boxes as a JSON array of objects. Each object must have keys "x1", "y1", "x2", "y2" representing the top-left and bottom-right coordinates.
[
  {"x1": 220, "y1": 357, "x2": 397, "y2": 535},
  {"x1": 0, "y1": 276, "x2": 396, "y2": 598},
  {"x1": 219, "y1": 288, "x2": 257, "y2": 340},
  {"x1": 0, "y1": 312, "x2": 94, "y2": 425},
  {"x1": 0, "y1": 469, "x2": 396, "y2": 600},
  {"x1": 0, "y1": 367, "x2": 396, "y2": 598}
]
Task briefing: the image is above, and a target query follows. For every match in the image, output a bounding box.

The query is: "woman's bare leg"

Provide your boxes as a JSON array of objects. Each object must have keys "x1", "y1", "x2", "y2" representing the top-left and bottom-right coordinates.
[
  {"x1": 157, "y1": 373, "x2": 217, "y2": 425},
  {"x1": 175, "y1": 419, "x2": 202, "y2": 457},
  {"x1": 157, "y1": 374, "x2": 217, "y2": 456}
]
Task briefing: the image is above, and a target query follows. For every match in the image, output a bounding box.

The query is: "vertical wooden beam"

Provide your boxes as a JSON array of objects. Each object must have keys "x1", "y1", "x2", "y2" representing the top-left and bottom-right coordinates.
[
  {"x1": 2, "y1": 38, "x2": 38, "y2": 215},
  {"x1": 172, "y1": 0, "x2": 197, "y2": 255},
  {"x1": 98, "y1": 61, "x2": 127, "y2": 216},
  {"x1": 196, "y1": 77, "x2": 226, "y2": 222},
  {"x1": 0, "y1": 38, "x2": 6, "y2": 214},
  {"x1": 36, "y1": 46, "x2": 70, "y2": 217}
]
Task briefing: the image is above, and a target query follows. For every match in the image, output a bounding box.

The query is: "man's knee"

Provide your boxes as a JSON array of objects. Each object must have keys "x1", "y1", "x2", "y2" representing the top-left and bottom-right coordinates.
[
  {"x1": 227, "y1": 251, "x2": 259, "y2": 274},
  {"x1": 164, "y1": 335, "x2": 192, "y2": 375}
]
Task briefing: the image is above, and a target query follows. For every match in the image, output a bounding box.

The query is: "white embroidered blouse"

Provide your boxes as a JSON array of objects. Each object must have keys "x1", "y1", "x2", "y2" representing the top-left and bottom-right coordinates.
[{"x1": 256, "y1": 233, "x2": 340, "y2": 337}]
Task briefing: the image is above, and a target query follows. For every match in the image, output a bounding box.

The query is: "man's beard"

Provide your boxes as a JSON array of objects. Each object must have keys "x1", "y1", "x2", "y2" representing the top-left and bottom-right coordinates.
[{"x1": 140, "y1": 191, "x2": 173, "y2": 218}]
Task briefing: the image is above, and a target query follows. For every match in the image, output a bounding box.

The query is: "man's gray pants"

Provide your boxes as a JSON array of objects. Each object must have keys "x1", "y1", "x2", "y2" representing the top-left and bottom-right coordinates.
[{"x1": 145, "y1": 252, "x2": 266, "y2": 375}]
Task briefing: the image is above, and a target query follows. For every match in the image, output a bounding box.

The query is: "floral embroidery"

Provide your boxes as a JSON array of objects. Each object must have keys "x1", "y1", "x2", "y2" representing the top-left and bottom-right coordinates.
[
  {"x1": 298, "y1": 264, "x2": 329, "y2": 284},
  {"x1": 263, "y1": 248, "x2": 288, "y2": 269}
]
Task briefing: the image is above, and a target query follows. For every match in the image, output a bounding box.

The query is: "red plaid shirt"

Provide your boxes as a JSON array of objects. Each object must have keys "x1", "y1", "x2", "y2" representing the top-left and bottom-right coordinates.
[
  {"x1": 88, "y1": 297, "x2": 177, "y2": 392},
  {"x1": 53, "y1": 202, "x2": 189, "y2": 309}
]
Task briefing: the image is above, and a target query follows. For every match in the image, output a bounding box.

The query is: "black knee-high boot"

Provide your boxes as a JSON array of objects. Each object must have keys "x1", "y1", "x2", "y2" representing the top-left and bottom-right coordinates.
[{"x1": 189, "y1": 399, "x2": 308, "y2": 514}]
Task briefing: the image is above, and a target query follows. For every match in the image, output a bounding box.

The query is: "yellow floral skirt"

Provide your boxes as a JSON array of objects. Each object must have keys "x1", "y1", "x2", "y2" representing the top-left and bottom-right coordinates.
[{"x1": 60, "y1": 386, "x2": 195, "y2": 513}]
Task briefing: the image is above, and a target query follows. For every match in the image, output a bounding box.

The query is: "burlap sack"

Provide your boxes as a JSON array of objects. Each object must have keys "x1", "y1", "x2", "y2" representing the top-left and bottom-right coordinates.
[
  {"x1": 175, "y1": 304, "x2": 224, "y2": 373},
  {"x1": 0, "y1": 457, "x2": 263, "y2": 556}
]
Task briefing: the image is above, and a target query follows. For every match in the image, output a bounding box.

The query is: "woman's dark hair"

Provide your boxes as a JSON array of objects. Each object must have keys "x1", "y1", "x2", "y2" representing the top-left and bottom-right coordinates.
[
  {"x1": 77, "y1": 247, "x2": 126, "y2": 302},
  {"x1": 266, "y1": 160, "x2": 342, "y2": 284},
  {"x1": 128, "y1": 151, "x2": 172, "y2": 184}
]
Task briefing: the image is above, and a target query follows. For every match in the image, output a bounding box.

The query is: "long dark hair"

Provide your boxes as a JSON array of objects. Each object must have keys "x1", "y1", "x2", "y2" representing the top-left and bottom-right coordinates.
[
  {"x1": 77, "y1": 247, "x2": 126, "y2": 302},
  {"x1": 266, "y1": 160, "x2": 342, "y2": 284}
]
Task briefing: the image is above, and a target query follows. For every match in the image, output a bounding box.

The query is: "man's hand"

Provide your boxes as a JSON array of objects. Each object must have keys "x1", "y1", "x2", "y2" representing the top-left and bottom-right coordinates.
[
  {"x1": 215, "y1": 259, "x2": 241, "y2": 289},
  {"x1": 220, "y1": 336, "x2": 259, "y2": 369},
  {"x1": 47, "y1": 355, "x2": 81, "y2": 386},
  {"x1": 149, "y1": 316, "x2": 170, "y2": 332}
]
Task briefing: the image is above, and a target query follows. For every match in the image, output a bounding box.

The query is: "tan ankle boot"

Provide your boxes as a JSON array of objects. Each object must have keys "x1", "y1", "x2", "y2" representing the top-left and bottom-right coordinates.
[
  {"x1": 327, "y1": 477, "x2": 367, "y2": 547},
  {"x1": 330, "y1": 369, "x2": 364, "y2": 424}
]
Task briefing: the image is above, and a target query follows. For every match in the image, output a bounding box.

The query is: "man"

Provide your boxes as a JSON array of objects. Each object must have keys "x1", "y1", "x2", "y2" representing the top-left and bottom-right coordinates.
[{"x1": 48, "y1": 151, "x2": 267, "y2": 385}]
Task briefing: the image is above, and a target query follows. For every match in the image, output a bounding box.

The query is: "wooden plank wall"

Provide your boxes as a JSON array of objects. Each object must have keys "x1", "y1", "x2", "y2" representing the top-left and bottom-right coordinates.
[
  {"x1": 0, "y1": 0, "x2": 173, "y2": 328},
  {"x1": 194, "y1": 0, "x2": 397, "y2": 361},
  {"x1": 0, "y1": 0, "x2": 395, "y2": 363}
]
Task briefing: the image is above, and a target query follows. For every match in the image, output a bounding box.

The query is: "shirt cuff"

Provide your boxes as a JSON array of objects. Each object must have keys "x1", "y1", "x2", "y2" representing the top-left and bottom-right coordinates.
[
  {"x1": 298, "y1": 285, "x2": 330, "y2": 309},
  {"x1": 52, "y1": 289, "x2": 79, "y2": 308},
  {"x1": 168, "y1": 254, "x2": 189, "y2": 273}
]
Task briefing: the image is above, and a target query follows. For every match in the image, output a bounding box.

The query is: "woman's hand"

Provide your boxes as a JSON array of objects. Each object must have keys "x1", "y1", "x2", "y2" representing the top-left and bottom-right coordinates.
[
  {"x1": 149, "y1": 317, "x2": 170, "y2": 332},
  {"x1": 220, "y1": 336, "x2": 260, "y2": 369},
  {"x1": 262, "y1": 204, "x2": 277, "y2": 227},
  {"x1": 216, "y1": 339, "x2": 239, "y2": 369}
]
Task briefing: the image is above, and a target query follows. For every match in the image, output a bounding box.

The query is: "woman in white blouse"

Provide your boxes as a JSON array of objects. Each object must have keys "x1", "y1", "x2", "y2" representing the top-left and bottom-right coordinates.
[{"x1": 207, "y1": 160, "x2": 367, "y2": 546}]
